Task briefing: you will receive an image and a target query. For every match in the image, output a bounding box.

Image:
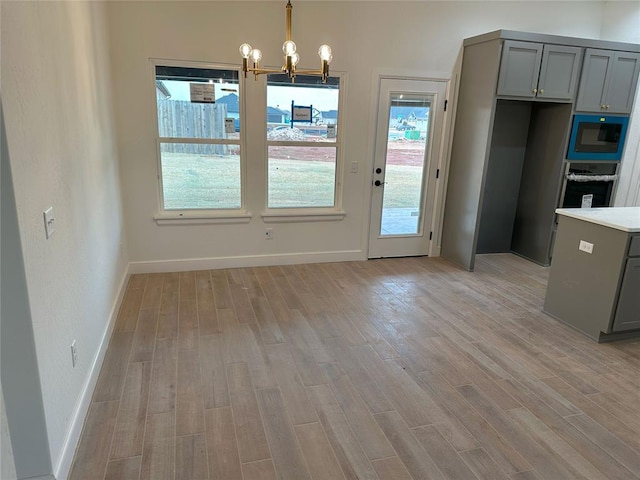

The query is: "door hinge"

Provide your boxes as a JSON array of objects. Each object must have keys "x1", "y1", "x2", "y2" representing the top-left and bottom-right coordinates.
[
  {"x1": 444, "y1": 100, "x2": 448, "y2": 111},
  {"x1": 429, "y1": 231, "x2": 433, "y2": 240},
  {"x1": 436, "y1": 169, "x2": 440, "y2": 179}
]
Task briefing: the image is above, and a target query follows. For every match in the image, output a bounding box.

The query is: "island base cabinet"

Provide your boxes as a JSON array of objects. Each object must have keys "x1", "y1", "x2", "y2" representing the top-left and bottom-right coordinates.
[
  {"x1": 544, "y1": 214, "x2": 640, "y2": 341},
  {"x1": 544, "y1": 216, "x2": 626, "y2": 340},
  {"x1": 612, "y1": 258, "x2": 640, "y2": 332}
]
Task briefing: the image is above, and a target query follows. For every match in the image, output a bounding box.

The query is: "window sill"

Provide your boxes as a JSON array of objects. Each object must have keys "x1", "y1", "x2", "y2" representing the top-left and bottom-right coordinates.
[
  {"x1": 154, "y1": 211, "x2": 252, "y2": 225},
  {"x1": 261, "y1": 209, "x2": 346, "y2": 223}
]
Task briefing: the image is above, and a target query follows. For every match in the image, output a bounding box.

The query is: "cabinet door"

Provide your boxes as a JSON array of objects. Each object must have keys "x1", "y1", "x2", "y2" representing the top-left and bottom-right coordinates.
[
  {"x1": 497, "y1": 41, "x2": 542, "y2": 98},
  {"x1": 576, "y1": 49, "x2": 613, "y2": 112},
  {"x1": 612, "y1": 257, "x2": 640, "y2": 332},
  {"x1": 537, "y1": 45, "x2": 582, "y2": 101},
  {"x1": 605, "y1": 52, "x2": 640, "y2": 114}
]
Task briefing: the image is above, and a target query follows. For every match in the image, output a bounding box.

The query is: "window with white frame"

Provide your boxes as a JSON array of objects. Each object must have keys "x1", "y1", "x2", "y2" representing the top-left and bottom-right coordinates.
[
  {"x1": 266, "y1": 74, "x2": 341, "y2": 209},
  {"x1": 155, "y1": 64, "x2": 243, "y2": 211}
]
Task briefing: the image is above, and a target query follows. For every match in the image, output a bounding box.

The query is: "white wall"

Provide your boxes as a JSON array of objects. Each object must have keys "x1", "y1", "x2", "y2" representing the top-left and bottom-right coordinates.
[
  {"x1": 1, "y1": 1, "x2": 128, "y2": 477},
  {"x1": 601, "y1": 0, "x2": 640, "y2": 44},
  {"x1": 602, "y1": 0, "x2": 640, "y2": 206},
  {"x1": 1, "y1": 100, "x2": 52, "y2": 478},
  {"x1": 108, "y1": 1, "x2": 607, "y2": 269}
]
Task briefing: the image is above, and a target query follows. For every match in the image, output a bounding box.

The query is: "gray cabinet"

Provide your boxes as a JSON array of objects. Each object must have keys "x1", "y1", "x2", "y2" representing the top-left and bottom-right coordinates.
[
  {"x1": 612, "y1": 237, "x2": 640, "y2": 332},
  {"x1": 544, "y1": 216, "x2": 640, "y2": 341},
  {"x1": 538, "y1": 45, "x2": 583, "y2": 100},
  {"x1": 576, "y1": 49, "x2": 640, "y2": 114},
  {"x1": 497, "y1": 41, "x2": 542, "y2": 98},
  {"x1": 442, "y1": 30, "x2": 640, "y2": 273},
  {"x1": 497, "y1": 41, "x2": 582, "y2": 101}
]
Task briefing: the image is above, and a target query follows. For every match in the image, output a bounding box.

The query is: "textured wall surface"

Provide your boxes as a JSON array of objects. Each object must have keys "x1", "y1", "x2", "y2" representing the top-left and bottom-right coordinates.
[
  {"x1": 602, "y1": 1, "x2": 640, "y2": 207},
  {"x1": 1, "y1": 1, "x2": 127, "y2": 475},
  {"x1": 2, "y1": 100, "x2": 52, "y2": 478}
]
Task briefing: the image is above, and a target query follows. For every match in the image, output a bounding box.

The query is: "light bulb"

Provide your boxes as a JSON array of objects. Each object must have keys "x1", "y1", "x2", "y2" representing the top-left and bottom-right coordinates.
[
  {"x1": 250, "y1": 49, "x2": 262, "y2": 63},
  {"x1": 291, "y1": 52, "x2": 300, "y2": 66},
  {"x1": 282, "y1": 40, "x2": 297, "y2": 56},
  {"x1": 239, "y1": 43, "x2": 252, "y2": 59},
  {"x1": 318, "y1": 45, "x2": 332, "y2": 61}
]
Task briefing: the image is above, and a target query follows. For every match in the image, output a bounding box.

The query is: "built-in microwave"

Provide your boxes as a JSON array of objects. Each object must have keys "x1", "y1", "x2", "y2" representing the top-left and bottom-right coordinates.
[{"x1": 567, "y1": 114, "x2": 629, "y2": 161}]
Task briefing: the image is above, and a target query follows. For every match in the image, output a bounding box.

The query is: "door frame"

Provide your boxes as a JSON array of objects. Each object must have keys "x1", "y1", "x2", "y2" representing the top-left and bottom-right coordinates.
[{"x1": 364, "y1": 71, "x2": 457, "y2": 259}]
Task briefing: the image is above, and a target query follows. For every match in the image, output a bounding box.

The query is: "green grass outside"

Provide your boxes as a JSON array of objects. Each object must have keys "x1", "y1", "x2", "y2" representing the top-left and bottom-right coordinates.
[
  {"x1": 161, "y1": 152, "x2": 241, "y2": 209},
  {"x1": 161, "y1": 152, "x2": 423, "y2": 210}
]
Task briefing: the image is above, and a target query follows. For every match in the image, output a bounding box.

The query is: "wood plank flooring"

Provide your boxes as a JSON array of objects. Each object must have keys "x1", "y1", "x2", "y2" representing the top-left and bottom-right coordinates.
[{"x1": 69, "y1": 254, "x2": 640, "y2": 480}]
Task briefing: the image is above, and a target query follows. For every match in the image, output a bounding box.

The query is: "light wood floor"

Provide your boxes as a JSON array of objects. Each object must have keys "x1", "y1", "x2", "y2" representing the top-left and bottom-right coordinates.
[{"x1": 69, "y1": 254, "x2": 640, "y2": 480}]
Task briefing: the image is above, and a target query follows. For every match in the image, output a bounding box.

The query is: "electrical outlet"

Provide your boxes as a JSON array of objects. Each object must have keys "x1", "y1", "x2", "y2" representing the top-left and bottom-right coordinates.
[
  {"x1": 71, "y1": 341, "x2": 78, "y2": 368},
  {"x1": 350, "y1": 161, "x2": 358, "y2": 173},
  {"x1": 579, "y1": 240, "x2": 594, "y2": 254},
  {"x1": 265, "y1": 228, "x2": 273, "y2": 240}
]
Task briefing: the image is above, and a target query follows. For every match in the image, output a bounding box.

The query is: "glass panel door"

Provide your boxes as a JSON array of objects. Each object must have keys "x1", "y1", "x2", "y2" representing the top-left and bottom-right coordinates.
[{"x1": 368, "y1": 78, "x2": 446, "y2": 258}]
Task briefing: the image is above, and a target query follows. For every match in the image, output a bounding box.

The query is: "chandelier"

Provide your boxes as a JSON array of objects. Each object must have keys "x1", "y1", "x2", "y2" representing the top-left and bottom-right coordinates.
[{"x1": 239, "y1": 1, "x2": 333, "y2": 83}]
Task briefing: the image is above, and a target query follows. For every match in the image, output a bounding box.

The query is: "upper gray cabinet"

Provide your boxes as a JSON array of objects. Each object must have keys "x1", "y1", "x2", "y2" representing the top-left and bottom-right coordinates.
[
  {"x1": 538, "y1": 45, "x2": 583, "y2": 100},
  {"x1": 497, "y1": 41, "x2": 582, "y2": 101},
  {"x1": 497, "y1": 41, "x2": 542, "y2": 98},
  {"x1": 576, "y1": 49, "x2": 640, "y2": 114}
]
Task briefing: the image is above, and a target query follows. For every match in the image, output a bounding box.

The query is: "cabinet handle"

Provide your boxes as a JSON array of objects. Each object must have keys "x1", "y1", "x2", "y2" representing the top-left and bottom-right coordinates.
[
  {"x1": 539, "y1": 88, "x2": 544, "y2": 95},
  {"x1": 532, "y1": 88, "x2": 537, "y2": 94},
  {"x1": 602, "y1": 104, "x2": 607, "y2": 110},
  {"x1": 606, "y1": 104, "x2": 610, "y2": 109}
]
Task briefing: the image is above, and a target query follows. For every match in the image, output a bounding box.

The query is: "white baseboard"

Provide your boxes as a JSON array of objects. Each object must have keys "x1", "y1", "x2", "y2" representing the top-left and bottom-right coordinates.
[
  {"x1": 53, "y1": 265, "x2": 130, "y2": 480},
  {"x1": 128, "y1": 249, "x2": 366, "y2": 274}
]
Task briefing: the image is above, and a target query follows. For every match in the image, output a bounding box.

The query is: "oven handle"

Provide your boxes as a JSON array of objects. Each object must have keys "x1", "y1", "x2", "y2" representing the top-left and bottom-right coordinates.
[{"x1": 565, "y1": 173, "x2": 618, "y2": 182}]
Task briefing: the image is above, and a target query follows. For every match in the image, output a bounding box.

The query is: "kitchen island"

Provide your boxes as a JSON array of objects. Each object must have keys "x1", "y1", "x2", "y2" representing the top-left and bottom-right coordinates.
[{"x1": 544, "y1": 207, "x2": 640, "y2": 342}]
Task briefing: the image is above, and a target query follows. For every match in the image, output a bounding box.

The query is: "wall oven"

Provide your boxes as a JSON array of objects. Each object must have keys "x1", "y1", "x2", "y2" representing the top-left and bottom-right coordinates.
[
  {"x1": 567, "y1": 114, "x2": 629, "y2": 161},
  {"x1": 560, "y1": 162, "x2": 619, "y2": 208}
]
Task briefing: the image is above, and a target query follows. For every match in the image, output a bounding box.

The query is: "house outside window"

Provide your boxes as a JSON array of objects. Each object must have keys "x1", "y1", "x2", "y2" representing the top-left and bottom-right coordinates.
[
  {"x1": 266, "y1": 74, "x2": 342, "y2": 210},
  {"x1": 154, "y1": 63, "x2": 244, "y2": 212}
]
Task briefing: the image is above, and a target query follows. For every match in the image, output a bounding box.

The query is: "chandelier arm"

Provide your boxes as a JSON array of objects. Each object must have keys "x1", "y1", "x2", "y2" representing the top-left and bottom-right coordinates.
[
  {"x1": 291, "y1": 69, "x2": 324, "y2": 75},
  {"x1": 294, "y1": 69, "x2": 329, "y2": 83},
  {"x1": 246, "y1": 67, "x2": 284, "y2": 76}
]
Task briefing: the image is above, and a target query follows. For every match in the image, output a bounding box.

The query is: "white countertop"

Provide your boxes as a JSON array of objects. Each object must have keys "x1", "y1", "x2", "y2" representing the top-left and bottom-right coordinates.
[{"x1": 555, "y1": 207, "x2": 640, "y2": 232}]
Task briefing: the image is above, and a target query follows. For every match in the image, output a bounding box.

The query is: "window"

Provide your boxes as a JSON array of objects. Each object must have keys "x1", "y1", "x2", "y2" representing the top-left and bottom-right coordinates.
[
  {"x1": 155, "y1": 64, "x2": 243, "y2": 212},
  {"x1": 266, "y1": 74, "x2": 341, "y2": 209}
]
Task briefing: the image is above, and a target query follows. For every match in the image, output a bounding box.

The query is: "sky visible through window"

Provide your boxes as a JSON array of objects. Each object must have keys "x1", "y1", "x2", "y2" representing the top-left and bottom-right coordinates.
[
  {"x1": 267, "y1": 85, "x2": 338, "y2": 112},
  {"x1": 163, "y1": 80, "x2": 339, "y2": 111}
]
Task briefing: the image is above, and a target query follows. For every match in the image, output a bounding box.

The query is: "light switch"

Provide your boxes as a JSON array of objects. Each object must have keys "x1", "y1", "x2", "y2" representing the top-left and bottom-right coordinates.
[{"x1": 44, "y1": 207, "x2": 55, "y2": 239}]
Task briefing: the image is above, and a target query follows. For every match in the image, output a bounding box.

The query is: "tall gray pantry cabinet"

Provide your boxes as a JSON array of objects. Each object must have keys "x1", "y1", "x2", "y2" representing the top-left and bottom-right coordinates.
[{"x1": 441, "y1": 30, "x2": 640, "y2": 271}]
